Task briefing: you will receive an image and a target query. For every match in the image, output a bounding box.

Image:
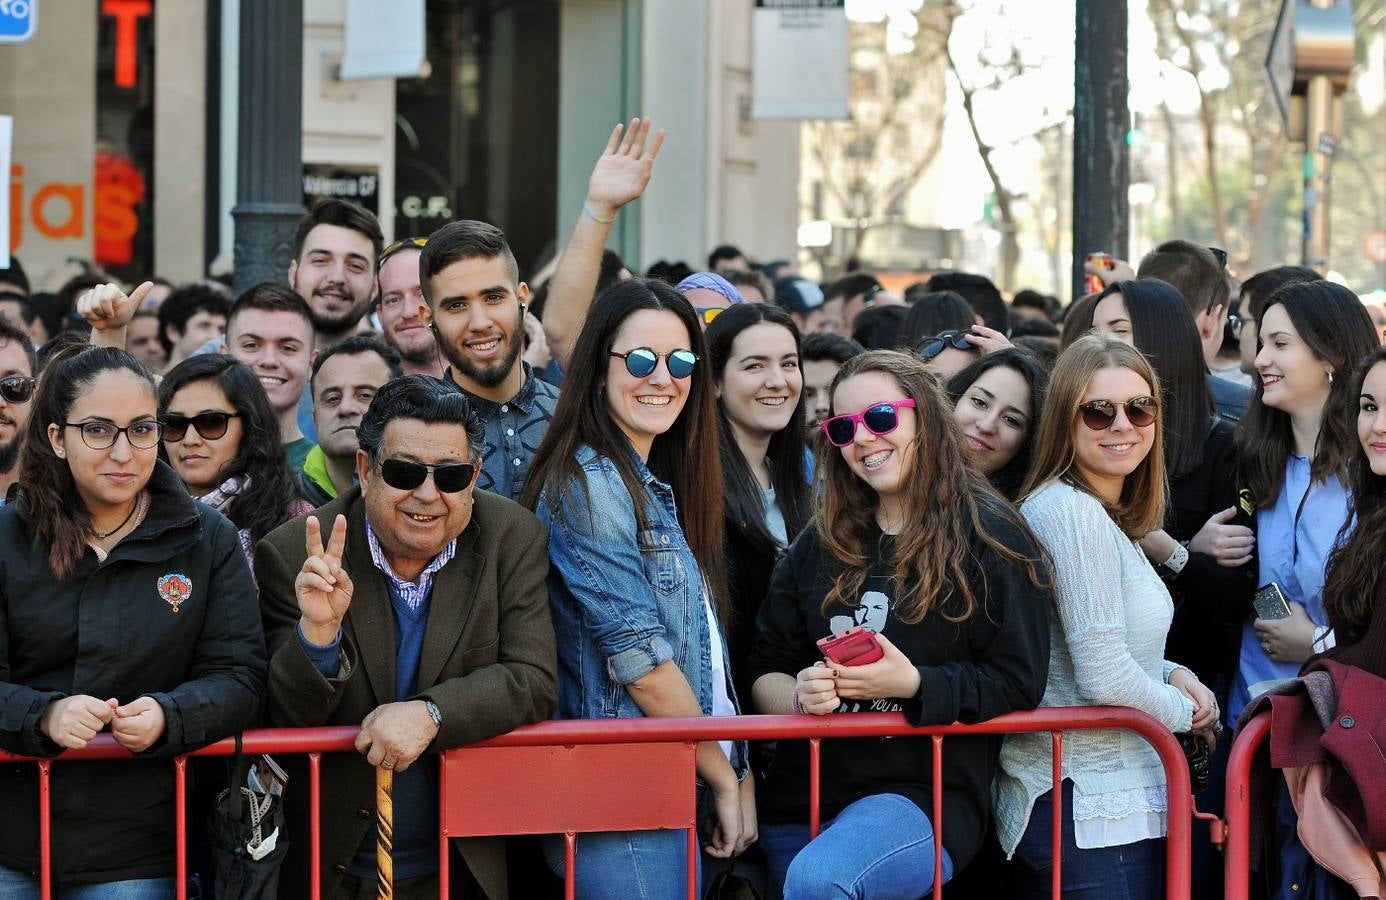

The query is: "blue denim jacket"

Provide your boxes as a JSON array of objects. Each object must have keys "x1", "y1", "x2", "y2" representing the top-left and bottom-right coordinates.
[{"x1": 536, "y1": 444, "x2": 747, "y2": 775}]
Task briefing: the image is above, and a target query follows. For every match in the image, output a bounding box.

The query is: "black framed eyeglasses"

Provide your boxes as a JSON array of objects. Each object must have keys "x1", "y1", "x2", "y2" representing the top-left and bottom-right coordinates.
[
  {"x1": 379, "y1": 459, "x2": 476, "y2": 493},
  {"x1": 916, "y1": 331, "x2": 975, "y2": 361},
  {"x1": 64, "y1": 419, "x2": 163, "y2": 450},
  {"x1": 0, "y1": 375, "x2": 35, "y2": 405},
  {"x1": 377, "y1": 236, "x2": 428, "y2": 272},
  {"x1": 161, "y1": 412, "x2": 239, "y2": 443},
  {"x1": 609, "y1": 347, "x2": 699, "y2": 379}
]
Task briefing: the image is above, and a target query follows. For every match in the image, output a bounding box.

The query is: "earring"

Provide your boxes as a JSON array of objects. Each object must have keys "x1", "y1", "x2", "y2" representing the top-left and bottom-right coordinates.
[
  {"x1": 1329, "y1": 371, "x2": 1335, "y2": 385},
  {"x1": 55, "y1": 449, "x2": 64, "y2": 458}
]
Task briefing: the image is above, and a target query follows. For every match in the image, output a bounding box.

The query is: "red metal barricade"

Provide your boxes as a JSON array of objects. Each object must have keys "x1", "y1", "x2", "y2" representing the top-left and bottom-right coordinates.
[
  {"x1": 1222, "y1": 710, "x2": 1273, "y2": 900},
  {"x1": 1, "y1": 708, "x2": 1196, "y2": 900}
]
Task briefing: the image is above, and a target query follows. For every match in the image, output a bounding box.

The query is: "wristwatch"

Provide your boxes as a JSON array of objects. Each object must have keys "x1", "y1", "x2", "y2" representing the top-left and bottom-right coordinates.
[
  {"x1": 424, "y1": 700, "x2": 443, "y2": 727},
  {"x1": 1160, "y1": 541, "x2": 1190, "y2": 576}
]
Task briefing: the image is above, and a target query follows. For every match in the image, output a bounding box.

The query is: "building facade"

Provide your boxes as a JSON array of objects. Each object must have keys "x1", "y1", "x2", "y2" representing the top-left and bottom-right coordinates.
[{"x1": 2, "y1": 0, "x2": 799, "y2": 291}]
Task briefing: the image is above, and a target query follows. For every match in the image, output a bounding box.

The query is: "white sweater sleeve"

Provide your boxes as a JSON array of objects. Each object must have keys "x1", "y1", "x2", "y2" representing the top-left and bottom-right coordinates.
[{"x1": 1027, "y1": 489, "x2": 1195, "y2": 733}]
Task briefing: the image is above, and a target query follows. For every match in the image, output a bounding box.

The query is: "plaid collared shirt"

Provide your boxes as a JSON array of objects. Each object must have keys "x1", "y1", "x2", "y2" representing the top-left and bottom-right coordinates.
[{"x1": 365, "y1": 520, "x2": 456, "y2": 611}]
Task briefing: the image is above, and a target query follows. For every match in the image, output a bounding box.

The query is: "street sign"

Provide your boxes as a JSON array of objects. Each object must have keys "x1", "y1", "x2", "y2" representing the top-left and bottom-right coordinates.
[
  {"x1": 1266, "y1": 0, "x2": 1295, "y2": 130},
  {"x1": 0, "y1": 0, "x2": 36, "y2": 44},
  {"x1": 303, "y1": 166, "x2": 380, "y2": 215},
  {"x1": 751, "y1": 0, "x2": 849, "y2": 119}
]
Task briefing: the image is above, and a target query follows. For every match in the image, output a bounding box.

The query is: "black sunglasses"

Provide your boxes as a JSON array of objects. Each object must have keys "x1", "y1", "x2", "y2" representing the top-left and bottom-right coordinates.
[
  {"x1": 1077, "y1": 396, "x2": 1159, "y2": 431},
  {"x1": 609, "y1": 347, "x2": 699, "y2": 379},
  {"x1": 380, "y1": 459, "x2": 476, "y2": 493},
  {"x1": 162, "y1": 412, "x2": 239, "y2": 443},
  {"x1": 0, "y1": 375, "x2": 35, "y2": 405},
  {"x1": 916, "y1": 331, "x2": 975, "y2": 361}
]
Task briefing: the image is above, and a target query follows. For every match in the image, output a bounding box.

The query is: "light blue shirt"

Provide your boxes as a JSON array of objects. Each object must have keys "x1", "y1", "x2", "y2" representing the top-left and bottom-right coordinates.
[{"x1": 1230, "y1": 457, "x2": 1350, "y2": 718}]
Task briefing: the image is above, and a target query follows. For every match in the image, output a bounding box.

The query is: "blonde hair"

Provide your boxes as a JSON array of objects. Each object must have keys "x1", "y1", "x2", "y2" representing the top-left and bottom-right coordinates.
[{"x1": 1020, "y1": 333, "x2": 1167, "y2": 538}]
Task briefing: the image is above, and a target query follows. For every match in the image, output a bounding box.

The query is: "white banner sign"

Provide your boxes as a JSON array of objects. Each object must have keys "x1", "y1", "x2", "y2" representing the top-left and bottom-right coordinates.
[
  {"x1": 751, "y1": 0, "x2": 849, "y2": 120},
  {"x1": 0, "y1": 116, "x2": 11, "y2": 268}
]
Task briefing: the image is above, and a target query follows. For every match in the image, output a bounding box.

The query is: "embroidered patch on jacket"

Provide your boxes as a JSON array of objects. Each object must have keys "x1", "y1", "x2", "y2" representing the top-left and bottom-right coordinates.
[{"x1": 157, "y1": 573, "x2": 193, "y2": 613}]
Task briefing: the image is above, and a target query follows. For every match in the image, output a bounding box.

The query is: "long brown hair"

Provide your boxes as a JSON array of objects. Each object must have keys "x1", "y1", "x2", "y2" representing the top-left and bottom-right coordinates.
[
  {"x1": 521, "y1": 279, "x2": 729, "y2": 618},
  {"x1": 1238, "y1": 280, "x2": 1379, "y2": 508},
  {"x1": 816, "y1": 350, "x2": 1048, "y2": 625},
  {"x1": 16, "y1": 348, "x2": 157, "y2": 578},
  {"x1": 1322, "y1": 347, "x2": 1386, "y2": 643},
  {"x1": 1020, "y1": 333, "x2": 1167, "y2": 538}
]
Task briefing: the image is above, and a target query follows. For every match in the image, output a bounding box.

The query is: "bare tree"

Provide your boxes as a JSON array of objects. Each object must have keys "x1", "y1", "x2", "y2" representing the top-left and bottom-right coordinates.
[
  {"x1": 927, "y1": 0, "x2": 1056, "y2": 292},
  {"x1": 804, "y1": 5, "x2": 956, "y2": 266},
  {"x1": 1147, "y1": 0, "x2": 1289, "y2": 268}
]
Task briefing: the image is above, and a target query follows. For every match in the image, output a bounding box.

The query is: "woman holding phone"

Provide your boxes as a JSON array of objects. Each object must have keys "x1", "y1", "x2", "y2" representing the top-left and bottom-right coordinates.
[
  {"x1": 996, "y1": 334, "x2": 1218, "y2": 899},
  {"x1": 522, "y1": 278, "x2": 751, "y2": 897},
  {"x1": 749, "y1": 349, "x2": 1052, "y2": 898},
  {"x1": 1231, "y1": 281, "x2": 1378, "y2": 719}
]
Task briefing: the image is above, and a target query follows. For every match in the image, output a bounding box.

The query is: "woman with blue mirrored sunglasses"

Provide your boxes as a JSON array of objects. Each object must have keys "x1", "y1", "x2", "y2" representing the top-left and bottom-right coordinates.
[
  {"x1": 608, "y1": 346, "x2": 699, "y2": 379},
  {"x1": 523, "y1": 278, "x2": 753, "y2": 897}
]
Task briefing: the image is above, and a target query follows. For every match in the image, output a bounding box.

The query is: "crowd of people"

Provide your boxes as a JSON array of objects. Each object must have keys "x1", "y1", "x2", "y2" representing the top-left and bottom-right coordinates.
[{"x1": 0, "y1": 115, "x2": 1382, "y2": 900}]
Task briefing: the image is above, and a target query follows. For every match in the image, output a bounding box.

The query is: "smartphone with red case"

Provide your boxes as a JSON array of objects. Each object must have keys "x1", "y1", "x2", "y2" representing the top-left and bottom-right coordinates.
[{"x1": 816, "y1": 626, "x2": 885, "y2": 667}]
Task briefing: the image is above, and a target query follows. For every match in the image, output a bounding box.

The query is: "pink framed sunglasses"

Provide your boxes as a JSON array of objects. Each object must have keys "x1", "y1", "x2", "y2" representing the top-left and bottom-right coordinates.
[{"x1": 819, "y1": 399, "x2": 917, "y2": 447}]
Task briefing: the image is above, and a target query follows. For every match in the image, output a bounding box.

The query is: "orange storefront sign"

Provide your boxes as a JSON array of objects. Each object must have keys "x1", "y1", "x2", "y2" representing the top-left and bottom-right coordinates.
[{"x1": 9, "y1": 156, "x2": 145, "y2": 267}]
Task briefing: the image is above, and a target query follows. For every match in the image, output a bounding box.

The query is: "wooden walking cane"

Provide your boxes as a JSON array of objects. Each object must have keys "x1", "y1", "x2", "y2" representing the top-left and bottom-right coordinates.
[{"x1": 377, "y1": 765, "x2": 394, "y2": 899}]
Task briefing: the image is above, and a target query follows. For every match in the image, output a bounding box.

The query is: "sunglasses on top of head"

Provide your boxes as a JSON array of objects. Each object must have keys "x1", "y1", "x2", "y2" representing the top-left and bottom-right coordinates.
[
  {"x1": 819, "y1": 398, "x2": 917, "y2": 447},
  {"x1": 377, "y1": 236, "x2": 428, "y2": 272},
  {"x1": 1076, "y1": 396, "x2": 1159, "y2": 431},
  {"x1": 916, "y1": 331, "x2": 975, "y2": 361},
  {"x1": 161, "y1": 412, "x2": 239, "y2": 443},
  {"x1": 0, "y1": 375, "x2": 35, "y2": 405},
  {"x1": 609, "y1": 347, "x2": 699, "y2": 379},
  {"x1": 694, "y1": 307, "x2": 725, "y2": 325},
  {"x1": 379, "y1": 459, "x2": 476, "y2": 493}
]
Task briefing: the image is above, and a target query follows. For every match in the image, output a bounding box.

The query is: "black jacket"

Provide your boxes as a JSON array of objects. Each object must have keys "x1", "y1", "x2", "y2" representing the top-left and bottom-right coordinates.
[
  {"x1": 748, "y1": 497, "x2": 1052, "y2": 870},
  {"x1": 0, "y1": 461, "x2": 268, "y2": 885},
  {"x1": 1161, "y1": 416, "x2": 1256, "y2": 686},
  {"x1": 724, "y1": 514, "x2": 783, "y2": 705}
]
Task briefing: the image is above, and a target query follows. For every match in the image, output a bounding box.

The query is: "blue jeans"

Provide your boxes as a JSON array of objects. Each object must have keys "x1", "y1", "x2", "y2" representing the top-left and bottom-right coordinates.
[
  {"x1": 760, "y1": 793, "x2": 954, "y2": 900},
  {"x1": 1013, "y1": 781, "x2": 1165, "y2": 900},
  {"x1": 0, "y1": 867, "x2": 175, "y2": 899},
  {"x1": 541, "y1": 829, "x2": 699, "y2": 900}
]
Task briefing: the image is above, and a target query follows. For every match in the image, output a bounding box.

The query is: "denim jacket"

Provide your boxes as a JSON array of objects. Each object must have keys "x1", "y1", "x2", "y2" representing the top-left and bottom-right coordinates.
[{"x1": 536, "y1": 443, "x2": 747, "y2": 776}]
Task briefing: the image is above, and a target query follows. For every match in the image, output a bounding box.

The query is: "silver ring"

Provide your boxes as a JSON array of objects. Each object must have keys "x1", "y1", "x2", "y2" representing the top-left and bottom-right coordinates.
[{"x1": 381, "y1": 760, "x2": 396, "y2": 769}]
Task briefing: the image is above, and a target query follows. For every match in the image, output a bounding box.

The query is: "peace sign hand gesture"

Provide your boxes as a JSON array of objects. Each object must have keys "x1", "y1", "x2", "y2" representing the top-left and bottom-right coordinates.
[
  {"x1": 584, "y1": 117, "x2": 666, "y2": 221},
  {"x1": 296, "y1": 514, "x2": 354, "y2": 645}
]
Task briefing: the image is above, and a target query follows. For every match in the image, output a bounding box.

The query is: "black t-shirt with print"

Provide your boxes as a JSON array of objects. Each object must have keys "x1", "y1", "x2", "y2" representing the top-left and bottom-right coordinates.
[{"x1": 747, "y1": 497, "x2": 1052, "y2": 869}]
